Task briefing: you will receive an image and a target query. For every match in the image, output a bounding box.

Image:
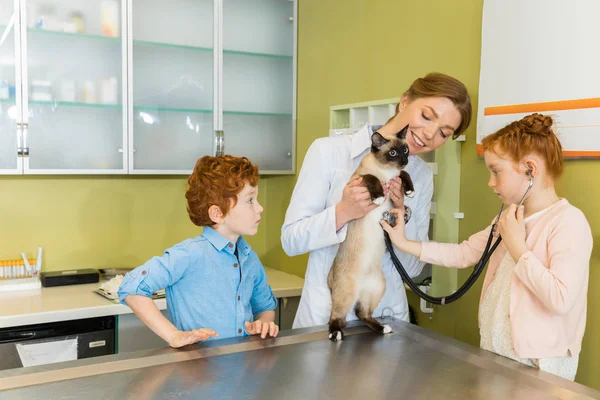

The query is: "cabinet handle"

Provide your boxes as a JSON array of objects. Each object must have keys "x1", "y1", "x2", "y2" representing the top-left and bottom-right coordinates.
[
  {"x1": 16, "y1": 123, "x2": 23, "y2": 156},
  {"x1": 21, "y1": 123, "x2": 29, "y2": 156},
  {"x1": 214, "y1": 130, "x2": 224, "y2": 156}
]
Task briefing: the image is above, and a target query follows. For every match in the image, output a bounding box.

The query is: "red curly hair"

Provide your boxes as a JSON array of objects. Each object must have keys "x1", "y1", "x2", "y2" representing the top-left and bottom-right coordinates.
[
  {"x1": 186, "y1": 155, "x2": 259, "y2": 226},
  {"x1": 482, "y1": 113, "x2": 564, "y2": 180}
]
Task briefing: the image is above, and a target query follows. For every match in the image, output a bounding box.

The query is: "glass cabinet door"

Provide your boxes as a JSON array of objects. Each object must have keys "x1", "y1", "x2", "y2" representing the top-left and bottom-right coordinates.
[
  {"x1": 222, "y1": 0, "x2": 295, "y2": 173},
  {"x1": 130, "y1": 0, "x2": 213, "y2": 173},
  {"x1": 0, "y1": 0, "x2": 20, "y2": 173},
  {"x1": 23, "y1": 0, "x2": 126, "y2": 173}
]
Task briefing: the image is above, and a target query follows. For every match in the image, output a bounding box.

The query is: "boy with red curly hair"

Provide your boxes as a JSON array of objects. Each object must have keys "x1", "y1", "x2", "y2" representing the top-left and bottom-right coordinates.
[{"x1": 118, "y1": 155, "x2": 279, "y2": 348}]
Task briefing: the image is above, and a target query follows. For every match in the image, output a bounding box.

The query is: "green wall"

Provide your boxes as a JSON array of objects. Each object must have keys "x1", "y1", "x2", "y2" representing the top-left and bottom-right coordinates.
[{"x1": 0, "y1": 177, "x2": 267, "y2": 269}]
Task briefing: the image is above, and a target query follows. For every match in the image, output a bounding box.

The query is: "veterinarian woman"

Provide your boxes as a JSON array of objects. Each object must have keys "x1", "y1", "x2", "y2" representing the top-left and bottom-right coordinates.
[{"x1": 281, "y1": 72, "x2": 472, "y2": 328}]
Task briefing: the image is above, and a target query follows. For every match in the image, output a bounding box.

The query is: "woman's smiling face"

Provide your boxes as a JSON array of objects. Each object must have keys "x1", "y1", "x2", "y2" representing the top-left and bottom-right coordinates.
[{"x1": 391, "y1": 96, "x2": 462, "y2": 155}]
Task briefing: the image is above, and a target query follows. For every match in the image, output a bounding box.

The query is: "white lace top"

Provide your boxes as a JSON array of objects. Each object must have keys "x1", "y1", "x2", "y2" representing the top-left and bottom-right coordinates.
[{"x1": 478, "y1": 207, "x2": 579, "y2": 381}]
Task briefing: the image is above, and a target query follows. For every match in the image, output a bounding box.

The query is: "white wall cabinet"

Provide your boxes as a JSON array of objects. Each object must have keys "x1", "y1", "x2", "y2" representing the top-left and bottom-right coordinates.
[{"x1": 0, "y1": 0, "x2": 296, "y2": 175}]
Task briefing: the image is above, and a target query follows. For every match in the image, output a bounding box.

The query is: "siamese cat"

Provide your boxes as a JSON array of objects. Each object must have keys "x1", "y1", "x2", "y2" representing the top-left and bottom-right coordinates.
[{"x1": 328, "y1": 125, "x2": 414, "y2": 341}]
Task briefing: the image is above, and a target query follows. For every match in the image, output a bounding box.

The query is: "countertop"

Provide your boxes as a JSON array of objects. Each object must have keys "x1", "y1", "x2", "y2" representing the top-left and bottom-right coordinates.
[
  {"x1": 0, "y1": 266, "x2": 304, "y2": 329},
  {"x1": 1, "y1": 320, "x2": 598, "y2": 399}
]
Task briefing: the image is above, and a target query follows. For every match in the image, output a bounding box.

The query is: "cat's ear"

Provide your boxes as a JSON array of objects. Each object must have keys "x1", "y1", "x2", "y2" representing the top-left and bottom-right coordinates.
[
  {"x1": 396, "y1": 124, "x2": 409, "y2": 139},
  {"x1": 371, "y1": 132, "x2": 388, "y2": 150}
]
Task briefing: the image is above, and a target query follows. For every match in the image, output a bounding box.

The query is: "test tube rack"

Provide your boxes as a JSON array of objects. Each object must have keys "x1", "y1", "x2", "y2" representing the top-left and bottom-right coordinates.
[{"x1": 0, "y1": 256, "x2": 41, "y2": 292}]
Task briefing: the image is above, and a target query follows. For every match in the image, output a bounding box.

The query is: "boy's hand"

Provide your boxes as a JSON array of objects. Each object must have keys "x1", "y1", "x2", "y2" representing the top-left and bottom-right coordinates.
[
  {"x1": 168, "y1": 328, "x2": 219, "y2": 348},
  {"x1": 245, "y1": 320, "x2": 279, "y2": 339}
]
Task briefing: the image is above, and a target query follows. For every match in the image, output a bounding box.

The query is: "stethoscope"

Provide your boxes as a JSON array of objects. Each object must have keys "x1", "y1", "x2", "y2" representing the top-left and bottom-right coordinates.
[{"x1": 384, "y1": 171, "x2": 535, "y2": 306}]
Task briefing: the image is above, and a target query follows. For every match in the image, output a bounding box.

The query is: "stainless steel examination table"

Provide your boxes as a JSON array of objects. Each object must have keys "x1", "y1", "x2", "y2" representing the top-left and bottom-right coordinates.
[{"x1": 0, "y1": 320, "x2": 598, "y2": 399}]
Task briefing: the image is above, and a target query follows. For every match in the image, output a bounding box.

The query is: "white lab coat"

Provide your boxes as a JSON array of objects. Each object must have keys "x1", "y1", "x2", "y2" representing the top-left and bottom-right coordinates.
[{"x1": 281, "y1": 124, "x2": 433, "y2": 328}]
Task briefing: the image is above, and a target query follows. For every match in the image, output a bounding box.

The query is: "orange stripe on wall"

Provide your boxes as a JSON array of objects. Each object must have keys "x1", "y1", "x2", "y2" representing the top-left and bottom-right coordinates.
[
  {"x1": 484, "y1": 98, "x2": 600, "y2": 116},
  {"x1": 476, "y1": 144, "x2": 600, "y2": 158},
  {"x1": 563, "y1": 151, "x2": 600, "y2": 157}
]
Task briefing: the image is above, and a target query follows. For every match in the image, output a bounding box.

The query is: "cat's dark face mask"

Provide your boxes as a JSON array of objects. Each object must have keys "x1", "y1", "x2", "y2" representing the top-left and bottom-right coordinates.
[{"x1": 371, "y1": 125, "x2": 410, "y2": 168}]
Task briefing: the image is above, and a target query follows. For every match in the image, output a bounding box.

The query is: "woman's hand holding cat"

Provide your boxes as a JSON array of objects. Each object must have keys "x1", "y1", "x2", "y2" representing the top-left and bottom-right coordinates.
[
  {"x1": 335, "y1": 177, "x2": 378, "y2": 230},
  {"x1": 388, "y1": 176, "x2": 405, "y2": 208},
  {"x1": 380, "y1": 208, "x2": 422, "y2": 258}
]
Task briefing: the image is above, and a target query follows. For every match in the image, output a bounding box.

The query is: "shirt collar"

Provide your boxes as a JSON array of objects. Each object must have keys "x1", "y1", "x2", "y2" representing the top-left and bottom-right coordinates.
[{"x1": 202, "y1": 226, "x2": 252, "y2": 256}]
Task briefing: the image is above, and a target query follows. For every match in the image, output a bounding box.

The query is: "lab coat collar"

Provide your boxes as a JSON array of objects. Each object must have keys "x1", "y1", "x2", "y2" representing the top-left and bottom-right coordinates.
[{"x1": 350, "y1": 124, "x2": 373, "y2": 159}]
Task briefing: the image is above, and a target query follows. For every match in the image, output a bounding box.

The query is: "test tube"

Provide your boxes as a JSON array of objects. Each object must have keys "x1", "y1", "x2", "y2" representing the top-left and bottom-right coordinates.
[{"x1": 28, "y1": 259, "x2": 36, "y2": 277}]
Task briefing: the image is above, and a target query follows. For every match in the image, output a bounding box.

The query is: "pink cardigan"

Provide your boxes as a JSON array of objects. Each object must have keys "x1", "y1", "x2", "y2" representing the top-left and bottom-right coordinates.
[{"x1": 420, "y1": 199, "x2": 592, "y2": 358}]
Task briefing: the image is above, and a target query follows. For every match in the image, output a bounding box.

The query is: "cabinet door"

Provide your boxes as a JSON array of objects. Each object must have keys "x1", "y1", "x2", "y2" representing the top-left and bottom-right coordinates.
[
  {"x1": 0, "y1": 0, "x2": 21, "y2": 174},
  {"x1": 22, "y1": 0, "x2": 127, "y2": 174},
  {"x1": 221, "y1": 0, "x2": 295, "y2": 173},
  {"x1": 130, "y1": 0, "x2": 214, "y2": 174}
]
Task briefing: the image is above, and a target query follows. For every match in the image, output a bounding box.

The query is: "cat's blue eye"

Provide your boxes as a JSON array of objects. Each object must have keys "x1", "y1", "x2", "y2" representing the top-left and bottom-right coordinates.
[
  {"x1": 403, "y1": 147, "x2": 408, "y2": 154},
  {"x1": 389, "y1": 150, "x2": 397, "y2": 157}
]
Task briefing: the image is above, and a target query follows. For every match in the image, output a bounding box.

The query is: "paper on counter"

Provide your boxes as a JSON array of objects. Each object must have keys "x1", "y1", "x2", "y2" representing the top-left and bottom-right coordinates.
[
  {"x1": 98, "y1": 275, "x2": 124, "y2": 299},
  {"x1": 16, "y1": 338, "x2": 78, "y2": 367}
]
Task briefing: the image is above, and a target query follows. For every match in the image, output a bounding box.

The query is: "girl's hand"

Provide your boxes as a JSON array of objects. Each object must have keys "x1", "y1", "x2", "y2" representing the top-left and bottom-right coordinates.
[
  {"x1": 380, "y1": 208, "x2": 423, "y2": 258},
  {"x1": 497, "y1": 204, "x2": 529, "y2": 260},
  {"x1": 168, "y1": 328, "x2": 219, "y2": 348},
  {"x1": 380, "y1": 208, "x2": 408, "y2": 247}
]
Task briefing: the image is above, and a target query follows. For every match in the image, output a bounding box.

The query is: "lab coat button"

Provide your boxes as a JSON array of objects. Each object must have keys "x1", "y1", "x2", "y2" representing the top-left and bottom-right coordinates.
[
  {"x1": 141, "y1": 270, "x2": 147, "y2": 275},
  {"x1": 234, "y1": 263, "x2": 238, "y2": 268},
  {"x1": 238, "y1": 329, "x2": 242, "y2": 333},
  {"x1": 238, "y1": 296, "x2": 241, "y2": 300},
  {"x1": 228, "y1": 243, "x2": 233, "y2": 248}
]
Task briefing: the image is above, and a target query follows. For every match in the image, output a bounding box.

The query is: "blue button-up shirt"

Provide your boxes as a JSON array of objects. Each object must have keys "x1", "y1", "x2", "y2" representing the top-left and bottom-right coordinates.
[{"x1": 118, "y1": 227, "x2": 278, "y2": 339}]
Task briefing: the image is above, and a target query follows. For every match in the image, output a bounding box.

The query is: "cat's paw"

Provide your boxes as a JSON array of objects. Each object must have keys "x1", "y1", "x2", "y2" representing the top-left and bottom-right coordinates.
[
  {"x1": 329, "y1": 331, "x2": 344, "y2": 341},
  {"x1": 382, "y1": 325, "x2": 392, "y2": 334},
  {"x1": 404, "y1": 189, "x2": 415, "y2": 198},
  {"x1": 373, "y1": 196, "x2": 385, "y2": 206}
]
